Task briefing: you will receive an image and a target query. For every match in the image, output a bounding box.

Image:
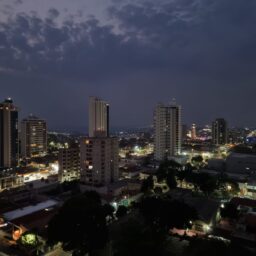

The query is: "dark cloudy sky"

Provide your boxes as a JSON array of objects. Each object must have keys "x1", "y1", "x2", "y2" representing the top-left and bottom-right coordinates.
[{"x1": 0, "y1": 0, "x2": 256, "y2": 131}]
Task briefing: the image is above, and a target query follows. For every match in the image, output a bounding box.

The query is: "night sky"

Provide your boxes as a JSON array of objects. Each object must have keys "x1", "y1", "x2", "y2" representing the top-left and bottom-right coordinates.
[{"x1": 0, "y1": 0, "x2": 256, "y2": 131}]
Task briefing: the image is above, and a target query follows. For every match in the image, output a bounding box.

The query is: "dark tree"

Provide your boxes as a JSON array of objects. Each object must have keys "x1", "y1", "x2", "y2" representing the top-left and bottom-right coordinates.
[
  {"x1": 191, "y1": 155, "x2": 204, "y2": 168},
  {"x1": 157, "y1": 160, "x2": 181, "y2": 182},
  {"x1": 47, "y1": 191, "x2": 108, "y2": 255},
  {"x1": 218, "y1": 175, "x2": 240, "y2": 196},
  {"x1": 185, "y1": 163, "x2": 194, "y2": 172},
  {"x1": 112, "y1": 219, "x2": 166, "y2": 256},
  {"x1": 176, "y1": 170, "x2": 187, "y2": 186},
  {"x1": 166, "y1": 172, "x2": 177, "y2": 190},
  {"x1": 139, "y1": 196, "x2": 197, "y2": 231},
  {"x1": 141, "y1": 175, "x2": 154, "y2": 193},
  {"x1": 116, "y1": 205, "x2": 128, "y2": 218},
  {"x1": 103, "y1": 204, "x2": 115, "y2": 222},
  {"x1": 185, "y1": 172, "x2": 200, "y2": 191},
  {"x1": 220, "y1": 203, "x2": 239, "y2": 219},
  {"x1": 154, "y1": 186, "x2": 163, "y2": 195},
  {"x1": 191, "y1": 155, "x2": 203, "y2": 163},
  {"x1": 197, "y1": 173, "x2": 218, "y2": 196}
]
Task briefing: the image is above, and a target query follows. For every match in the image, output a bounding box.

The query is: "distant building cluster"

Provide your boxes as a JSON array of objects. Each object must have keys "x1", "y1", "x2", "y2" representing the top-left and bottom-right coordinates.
[
  {"x1": 1, "y1": 96, "x2": 255, "y2": 191},
  {"x1": 0, "y1": 98, "x2": 47, "y2": 170}
]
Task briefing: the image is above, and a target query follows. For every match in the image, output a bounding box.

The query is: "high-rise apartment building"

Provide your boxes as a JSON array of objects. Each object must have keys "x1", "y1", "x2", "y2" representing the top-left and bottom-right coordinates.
[
  {"x1": 154, "y1": 102, "x2": 181, "y2": 161},
  {"x1": 80, "y1": 97, "x2": 118, "y2": 187},
  {"x1": 21, "y1": 115, "x2": 47, "y2": 158},
  {"x1": 58, "y1": 146, "x2": 80, "y2": 182},
  {"x1": 182, "y1": 124, "x2": 188, "y2": 142},
  {"x1": 80, "y1": 137, "x2": 119, "y2": 186},
  {"x1": 89, "y1": 96, "x2": 109, "y2": 137},
  {"x1": 212, "y1": 118, "x2": 228, "y2": 145},
  {"x1": 191, "y1": 123, "x2": 197, "y2": 140},
  {"x1": 0, "y1": 98, "x2": 19, "y2": 168}
]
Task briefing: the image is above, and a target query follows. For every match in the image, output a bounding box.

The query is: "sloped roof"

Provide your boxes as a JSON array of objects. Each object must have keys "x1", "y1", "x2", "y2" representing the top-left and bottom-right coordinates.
[{"x1": 3, "y1": 200, "x2": 59, "y2": 221}]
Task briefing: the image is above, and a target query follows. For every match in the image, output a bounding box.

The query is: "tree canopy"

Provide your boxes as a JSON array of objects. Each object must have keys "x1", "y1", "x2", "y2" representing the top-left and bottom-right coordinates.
[
  {"x1": 116, "y1": 205, "x2": 128, "y2": 219},
  {"x1": 47, "y1": 191, "x2": 108, "y2": 255},
  {"x1": 112, "y1": 219, "x2": 166, "y2": 256},
  {"x1": 220, "y1": 203, "x2": 239, "y2": 219},
  {"x1": 166, "y1": 172, "x2": 177, "y2": 190},
  {"x1": 139, "y1": 196, "x2": 198, "y2": 231},
  {"x1": 157, "y1": 160, "x2": 181, "y2": 182},
  {"x1": 141, "y1": 175, "x2": 154, "y2": 194}
]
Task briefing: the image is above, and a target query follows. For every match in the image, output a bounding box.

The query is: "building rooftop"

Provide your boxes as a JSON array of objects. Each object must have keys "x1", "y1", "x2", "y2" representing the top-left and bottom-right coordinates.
[
  {"x1": 3, "y1": 199, "x2": 59, "y2": 221},
  {"x1": 228, "y1": 153, "x2": 256, "y2": 159},
  {"x1": 169, "y1": 188, "x2": 219, "y2": 223},
  {"x1": 107, "y1": 180, "x2": 128, "y2": 190},
  {"x1": 4, "y1": 97, "x2": 13, "y2": 104},
  {"x1": 22, "y1": 114, "x2": 46, "y2": 121},
  {"x1": 186, "y1": 197, "x2": 219, "y2": 223}
]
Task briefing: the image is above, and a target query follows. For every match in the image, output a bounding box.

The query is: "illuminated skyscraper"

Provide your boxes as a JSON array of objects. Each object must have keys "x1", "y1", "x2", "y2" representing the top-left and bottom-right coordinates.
[
  {"x1": 0, "y1": 98, "x2": 19, "y2": 168},
  {"x1": 21, "y1": 115, "x2": 47, "y2": 158},
  {"x1": 154, "y1": 102, "x2": 181, "y2": 160},
  {"x1": 89, "y1": 97, "x2": 109, "y2": 137},
  {"x1": 212, "y1": 118, "x2": 228, "y2": 145}
]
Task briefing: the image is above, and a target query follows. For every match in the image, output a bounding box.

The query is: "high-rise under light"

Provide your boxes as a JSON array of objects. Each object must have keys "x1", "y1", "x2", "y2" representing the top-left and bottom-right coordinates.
[
  {"x1": 89, "y1": 96, "x2": 109, "y2": 138},
  {"x1": 154, "y1": 101, "x2": 181, "y2": 161},
  {"x1": 212, "y1": 118, "x2": 228, "y2": 145},
  {"x1": 20, "y1": 114, "x2": 47, "y2": 158},
  {"x1": 191, "y1": 123, "x2": 197, "y2": 140},
  {"x1": 80, "y1": 96, "x2": 119, "y2": 187},
  {"x1": 0, "y1": 98, "x2": 19, "y2": 168}
]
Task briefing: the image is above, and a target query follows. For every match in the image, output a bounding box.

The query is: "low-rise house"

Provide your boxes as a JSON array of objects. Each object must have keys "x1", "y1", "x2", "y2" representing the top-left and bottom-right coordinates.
[{"x1": 169, "y1": 188, "x2": 220, "y2": 234}]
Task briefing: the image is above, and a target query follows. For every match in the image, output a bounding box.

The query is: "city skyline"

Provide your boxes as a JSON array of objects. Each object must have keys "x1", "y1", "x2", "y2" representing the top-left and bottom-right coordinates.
[
  {"x1": 1, "y1": 96, "x2": 255, "y2": 133},
  {"x1": 1, "y1": 0, "x2": 256, "y2": 130}
]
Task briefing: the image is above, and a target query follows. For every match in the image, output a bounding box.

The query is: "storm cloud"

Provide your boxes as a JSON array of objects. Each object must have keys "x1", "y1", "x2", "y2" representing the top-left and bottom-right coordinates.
[{"x1": 0, "y1": 0, "x2": 256, "y2": 130}]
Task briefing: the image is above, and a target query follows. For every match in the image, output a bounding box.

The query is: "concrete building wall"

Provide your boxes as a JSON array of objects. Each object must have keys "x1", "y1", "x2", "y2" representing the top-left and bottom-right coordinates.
[
  {"x1": 89, "y1": 97, "x2": 109, "y2": 138},
  {"x1": 80, "y1": 137, "x2": 119, "y2": 186},
  {"x1": 154, "y1": 103, "x2": 181, "y2": 160},
  {"x1": 212, "y1": 118, "x2": 228, "y2": 145},
  {"x1": 58, "y1": 147, "x2": 80, "y2": 182},
  {"x1": 20, "y1": 116, "x2": 47, "y2": 158},
  {"x1": 0, "y1": 98, "x2": 19, "y2": 168},
  {"x1": 0, "y1": 174, "x2": 24, "y2": 191}
]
